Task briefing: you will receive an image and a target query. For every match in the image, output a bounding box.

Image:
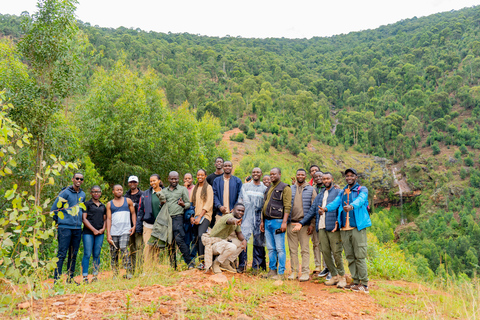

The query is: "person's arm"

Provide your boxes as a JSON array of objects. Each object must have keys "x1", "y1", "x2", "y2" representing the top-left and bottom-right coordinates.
[
  {"x1": 213, "y1": 178, "x2": 222, "y2": 209},
  {"x1": 280, "y1": 186, "x2": 292, "y2": 232},
  {"x1": 106, "y1": 202, "x2": 114, "y2": 245},
  {"x1": 127, "y1": 198, "x2": 136, "y2": 236},
  {"x1": 197, "y1": 186, "x2": 214, "y2": 222},
  {"x1": 348, "y1": 187, "x2": 369, "y2": 210},
  {"x1": 235, "y1": 230, "x2": 247, "y2": 251},
  {"x1": 308, "y1": 189, "x2": 318, "y2": 232},
  {"x1": 136, "y1": 195, "x2": 145, "y2": 234},
  {"x1": 82, "y1": 207, "x2": 98, "y2": 234},
  {"x1": 182, "y1": 188, "x2": 190, "y2": 210},
  {"x1": 99, "y1": 209, "x2": 106, "y2": 234},
  {"x1": 325, "y1": 192, "x2": 343, "y2": 213},
  {"x1": 237, "y1": 186, "x2": 246, "y2": 205}
]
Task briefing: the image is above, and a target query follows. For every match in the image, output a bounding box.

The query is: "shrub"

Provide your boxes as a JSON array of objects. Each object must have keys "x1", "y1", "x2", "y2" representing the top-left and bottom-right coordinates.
[
  {"x1": 432, "y1": 142, "x2": 441, "y2": 155},
  {"x1": 230, "y1": 133, "x2": 245, "y2": 142},
  {"x1": 464, "y1": 157, "x2": 474, "y2": 167},
  {"x1": 246, "y1": 128, "x2": 255, "y2": 139}
]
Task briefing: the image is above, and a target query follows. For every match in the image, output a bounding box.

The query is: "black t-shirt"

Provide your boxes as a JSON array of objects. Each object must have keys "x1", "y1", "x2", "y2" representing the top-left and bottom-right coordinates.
[
  {"x1": 125, "y1": 189, "x2": 143, "y2": 226},
  {"x1": 83, "y1": 199, "x2": 106, "y2": 235},
  {"x1": 206, "y1": 173, "x2": 223, "y2": 187}
]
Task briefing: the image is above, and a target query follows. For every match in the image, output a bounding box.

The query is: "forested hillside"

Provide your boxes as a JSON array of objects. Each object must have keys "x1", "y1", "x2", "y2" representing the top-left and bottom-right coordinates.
[{"x1": 1, "y1": 4, "x2": 480, "y2": 286}]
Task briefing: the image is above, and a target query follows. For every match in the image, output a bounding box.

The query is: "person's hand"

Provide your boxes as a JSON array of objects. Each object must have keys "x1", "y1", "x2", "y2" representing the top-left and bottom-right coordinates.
[
  {"x1": 291, "y1": 176, "x2": 296, "y2": 185},
  {"x1": 280, "y1": 222, "x2": 287, "y2": 233},
  {"x1": 334, "y1": 184, "x2": 341, "y2": 189},
  {"x1": 260, "y1": 221, "x2": 265, "y2": 233},
  {"x1": 190, "y1": 216, "x2": 195, "y2": 225},
  {"x1": 307, "y1": 225, "x2": 314, "y2": 235},
  {"x1": 219, "y1": 206, "x2": 227, "y2": 214},
  {"x1": 178, "y1": 198, "x2": 185, "y2": 207},
  {"x1": 93, "y1": 229, "x2": 100, "y2": 236},
  {"x1": 343, "y1": 202, "x2": 353, "y2": 212},
  {"x1": 235, "y1": 218, "x2": 242, "y2": 226},
  {"x1": 241, "y1": 239, "x2": 247, "y2": 251},
  {"x1": 292, "y1": 223, "x2": 302, "y2": 232},
  {"x1": 107, "y1": 236, "x2": 114, "y2": 246},
  {"x1": 318, "y1": 206, "x2": 325, "y2": 215},
  {"x1": 98, "y1": 228, "x2": 105, "y2": 235},
  {"x1": 129, "y1": 226, "x2": 135, "y2": 236},
  {"x1": 194, "y1": 216, "x2": 201, "y2": 225},
  {"x1": 332, "y1": 221, "x2": 338, "y2": 233}
]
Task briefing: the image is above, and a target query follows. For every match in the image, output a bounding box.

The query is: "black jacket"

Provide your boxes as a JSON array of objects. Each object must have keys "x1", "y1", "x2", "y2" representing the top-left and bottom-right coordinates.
[{"x1": 136, "y1": 187, "x2": 157, "y2": 234}]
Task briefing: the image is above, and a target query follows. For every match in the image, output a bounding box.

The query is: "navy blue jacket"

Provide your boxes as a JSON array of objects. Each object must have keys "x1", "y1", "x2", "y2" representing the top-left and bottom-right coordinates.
[
  {"x1": 212, "y1": 175, "x2": 242, "y2": 215},
  {"x1": 299, "y1": 187, "x2": 341, "y2": 231},
  {"x1": 51, "y1": 186, "x2": 86, "y2": 229},
  {"x1": 137, "y1": 187, "x2": 162, "y2": 234}
]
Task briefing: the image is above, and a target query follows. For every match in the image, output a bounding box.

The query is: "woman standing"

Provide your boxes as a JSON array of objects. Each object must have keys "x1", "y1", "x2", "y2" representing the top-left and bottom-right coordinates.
[
  {"x1": 81, "y1": 186, "x2": 106, "y2": 283},
  {"x1": 190, "y1": 169, "x2": 214, "y2": 270}
]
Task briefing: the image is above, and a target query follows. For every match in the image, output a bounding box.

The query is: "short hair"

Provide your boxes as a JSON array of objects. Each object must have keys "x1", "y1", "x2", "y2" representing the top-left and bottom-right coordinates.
[
  {"x1": 224, "y1": 160, "x2": 232, "y2": 165},
  {"x1": 90, "y1": 185, "x2": 101, "y2": 191},
  {"x1": 215, "y1": 157, "x2": 224, "y2": 162},
  {"x1": 313, "y1": 171, "x2": 323, "y2": 176},
  {"x1": 297, "y1": 168, "x2": 307, "y2": 173},
  {"x1": 271, "y1": 167, "x2": 282, "y2": 174},
  {"x1": 184, "y1": 173, "x2": 193, "y2": 178},
  {"x1": 168, "y1": 171, "x2": 179, "y2": 177},
  {"x1": 113, "y1": 184, "x2": 123, "y2": 190},
  {"x1": 150, "y1": 174, "x2": 161, "y2": 180},
  {"x1": 234, "y1": 203, "x2": 245, "y2": 209},
  {"x1": 322, "y1": 172, "x2": 333, "y2": 178},
  {"x1": 263, "y1": 175, "x2": 270, "y2": 178},
  {"x1": 73, "y1": 172, "x2": 83, "y2": 178},
  {"x1": 309, "y1": 165, "x2": 320, "y2": 171}
]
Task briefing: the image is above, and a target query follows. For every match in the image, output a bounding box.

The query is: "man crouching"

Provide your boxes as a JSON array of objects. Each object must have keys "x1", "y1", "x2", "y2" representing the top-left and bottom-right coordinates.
[{"x1": 202, "y1": 203, "x2": 247, "y2": 274}]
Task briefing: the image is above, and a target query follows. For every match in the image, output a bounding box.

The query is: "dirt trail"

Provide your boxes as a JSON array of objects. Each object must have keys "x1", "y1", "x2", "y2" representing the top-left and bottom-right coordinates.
[{"x1": 222, "y1": 128, "x2": 244, "y2": 168}]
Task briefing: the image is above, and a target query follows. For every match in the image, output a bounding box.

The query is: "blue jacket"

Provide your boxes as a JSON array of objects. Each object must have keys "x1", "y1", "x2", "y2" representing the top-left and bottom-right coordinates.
[
  {"x1": 326, "y1": 183, "x2": 371, "y2": 231},
  {"x1": 300, "y1": 187, "x2": 341, "y2": 231},
  {"x1": 212, "y1": 175, "x2": 243, "y2": 214},
  {"x1": 137, "y1": 187, "x2": 161, "y2": 234},
  {"x1": 51, "y1": 186, "x2": 86, "y2": 229}
]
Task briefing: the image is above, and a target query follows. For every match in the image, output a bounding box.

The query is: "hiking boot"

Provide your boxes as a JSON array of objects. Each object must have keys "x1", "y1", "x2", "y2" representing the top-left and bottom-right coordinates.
[
  {"x1": 336, "y1": 275, "x2": 347, "y2": 288},
  {"x1": 351, "y1": 284, "x2": 369, "y2": 294},
  {"x1": 212, "y1": 259, "x2": 222, "y2": 274},
  {"x1": 288, "y1": 272, "x2": 297, "y2": 280},
  {"x1": 325, "y1": 275, "x2": 339, "y2": 286},
  {"x1": 271, "y1": 274, "x2": 286, "y2": 280},
  {"x1": 299, "y1": 273, "x2": 310, "y2": 282},
  {"x1": 220, "y1": 262, "x2": 237, "y2": 273},
  {"x1": 263, "y1": 269, "x2": 277, "y2": 278},
  {"x1": 318, "y1": 268, "x2": 329, "y2": 277}
]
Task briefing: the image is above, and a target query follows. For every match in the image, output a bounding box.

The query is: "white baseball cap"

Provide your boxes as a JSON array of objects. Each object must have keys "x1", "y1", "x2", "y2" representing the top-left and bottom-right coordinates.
[{"x1": 128, "y1": 175, "x2": 139, "y2": 182}]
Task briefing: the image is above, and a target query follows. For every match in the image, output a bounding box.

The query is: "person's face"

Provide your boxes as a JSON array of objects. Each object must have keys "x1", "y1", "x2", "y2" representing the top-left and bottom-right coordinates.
[
  {"x1": 90, "y1": 188, "x2": 102, "y2": 200},
  {"x1": 233, "y1": 205, "x2": 245, "y2": 219},
  {"x1": 252, "y1": 168, "x2": 262, "y2": 181},
  {"x1": 314, "y1": 172, "x2": 323, "y2": 185},
  {"x1": 113, "y1": 186, "x2": 123, "y2": 198},
  {"x1": 270, "y1": 169, "x2": 280, "y2": 183},
  {"x1": 150, "y1": 176, "x2": 160, "y2": 189},
  {"x1": 215, "y1": 158, "x2": 224, "y2": 170},
  {"x1": 345, "y1": 172, "x2": 357, "y2": 185},
  {"x1": 169, "y1": 173, "x2": 179, "y2": 187},
  {"x1": 310, "y1": 167, "x2": 319, "y2": 178},
  {"x1": 263, "y1": 176, "x2": 271, "y2": 187},
  {"x1": 72, "y1": 174, "x2": 84, "y2": 188},
  {"x1": 296, "y1": 170, "x2": 306, "y2": 184},
  {"x1": 184, "y1": 174, "x2": 193, "y2": 186},
  {"x1": 322, "y1": 174, "x2": 333, "y2": 188},
  {"x1": 128, "y1": 181, "x2": 138, "y2": 190},
  {"x1": 197, "y1": 171, "x2": 206, "y2": 184},
  {"x1": 223, "y1": 162, "x2": 233, "y2": 174}
]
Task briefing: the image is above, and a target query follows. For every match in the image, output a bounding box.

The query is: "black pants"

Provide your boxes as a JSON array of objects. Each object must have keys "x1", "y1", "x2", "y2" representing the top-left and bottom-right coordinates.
[
  {"x1": 238, "y1": 245, "x2": 267, "y2": 271},
  {"x1": 55, "y1": 228, "x2": 82, "y2": 280},
  {"x1": 171, "y1": 215, "x2": 192, "y2": 266},
  {"x1": 192, "y1": 218, "x2": 210, "y2": 261}
]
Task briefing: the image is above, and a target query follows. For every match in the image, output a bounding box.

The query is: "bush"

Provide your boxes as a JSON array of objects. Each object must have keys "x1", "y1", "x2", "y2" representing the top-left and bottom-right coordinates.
[
  {"x1": 465, "y1": 157, "x2": 474, "y2": 167},
  {"x1": 230, "y1": 132, "x2": 245, "y2": 142},
  {"x1": 432, "y1": 143, "x2": 441, "y2": 155},
  {"x1": 246, "y1": 128, "x2": 255, "y2": 139},
  {"x1": 460, "y1": 144, "x2": 468, "y2": 154},
  {"x1": 239, "y1": 123, "x2": 248, "y2": 134}
]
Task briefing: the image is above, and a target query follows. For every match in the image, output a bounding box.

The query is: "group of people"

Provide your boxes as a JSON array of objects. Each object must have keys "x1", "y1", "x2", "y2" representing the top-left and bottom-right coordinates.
[{"x1": 51, "y1": 157, "x2": 371, "y2": 293}]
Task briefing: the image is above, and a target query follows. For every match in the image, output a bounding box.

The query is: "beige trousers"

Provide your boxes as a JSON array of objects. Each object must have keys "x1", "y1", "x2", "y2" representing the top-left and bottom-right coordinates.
[
  {"x1": 143, "y1": 227, "x2": 160, "y2": 266},
  {"x1": 212, "y1": 239, "x2": 243, "y2": 264},
  {"x1": 311, "y1": 228, "x2": 324, "y2": 268},
  {"x1": 287, "y1": 223, "x2": 310, "y2": 274}
]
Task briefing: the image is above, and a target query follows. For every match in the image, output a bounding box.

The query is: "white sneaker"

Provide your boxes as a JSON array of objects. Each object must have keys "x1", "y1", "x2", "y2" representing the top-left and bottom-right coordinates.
[{"x1": 288, "y1": 272, "x2": 297, "y2": 280}]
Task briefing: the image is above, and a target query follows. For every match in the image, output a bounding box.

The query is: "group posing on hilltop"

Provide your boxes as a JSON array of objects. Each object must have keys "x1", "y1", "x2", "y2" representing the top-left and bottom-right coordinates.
[{"x1": 51, "y1": 157, "x2": 371, "y2": 293}]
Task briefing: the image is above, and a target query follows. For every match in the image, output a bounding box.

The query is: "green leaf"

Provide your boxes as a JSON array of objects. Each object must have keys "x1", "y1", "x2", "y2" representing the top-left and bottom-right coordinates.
[
  {"x1": 3, "y1": 238, "x2": 14, "y2": 247},
  {"x1": 4, "y1": 167, "x2": 12, "y2": 175},
  {"x1": 4, "y1": 189, "x2": 14, "y2": 200},
  {"x1": 79, "y1": 202, "x2": 86, "y2": 210}
]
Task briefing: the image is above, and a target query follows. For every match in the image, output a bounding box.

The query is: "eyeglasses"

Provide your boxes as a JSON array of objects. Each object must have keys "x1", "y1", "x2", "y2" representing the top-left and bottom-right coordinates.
[{"x1": 75, "y1": 177, "x2": 84, "y2": 181}]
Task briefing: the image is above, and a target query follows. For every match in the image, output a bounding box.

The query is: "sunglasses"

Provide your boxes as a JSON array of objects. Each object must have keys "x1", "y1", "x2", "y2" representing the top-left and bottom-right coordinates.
[{"x1": 75, "y1": 177, "x2": 84, "y2": 181}]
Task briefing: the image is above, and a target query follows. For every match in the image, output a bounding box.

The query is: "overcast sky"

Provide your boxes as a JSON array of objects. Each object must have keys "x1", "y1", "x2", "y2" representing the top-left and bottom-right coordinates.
[{"x1": 2, "y1": 0, "x2": 480, "y2": 38}]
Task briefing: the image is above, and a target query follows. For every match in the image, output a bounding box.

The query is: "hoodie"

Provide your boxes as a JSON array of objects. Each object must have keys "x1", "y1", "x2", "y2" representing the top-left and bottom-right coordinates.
[{"x1": 51, "y1": 186, "x2": 86, "y2": 229}]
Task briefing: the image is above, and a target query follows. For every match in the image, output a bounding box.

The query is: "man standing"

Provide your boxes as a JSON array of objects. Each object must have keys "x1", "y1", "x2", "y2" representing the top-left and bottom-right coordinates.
[
  {"x1": 125, "y1": 176, "x2": 143, "y2": 273},
  {"x1": 212, "y1": 161, "x2": 243, "y2": 220},
  {"x1": 207, "y1": 157, "x2": 225, "y2": 227},
  {"x1": 106, "y1": 185, "x2": 136, "y2": 279},
  {"x1": 293, "y1": 172, "x2": 346, "y2": 287},
  {"x1": 51, "y1": 173, "x2": 86, "y2": 283},
  {"x1": 287, "y1": 169, "x2": 317, "y2": 281},
  {"x1": 309, "y1": 165, "x2": 321, "y2": 186},
  {"x1": 322, "y1": 168, "x2": 372, "y2": 293},
  {"x1": 237, "y1": 167, "x2": 267, "y2": 273},
  {"x1": 163, "y1": 171, "x2": 195, "y2": 268},
  {"x1": 313, "y1": 171, "x2": 324, "y2": 193},
  {"x1": 202, "y1": 203, "x2": 247, "y2": 274},
  {"x1": 263, "y1": 175, "x2": 271, "y2": 188},
  {"x1": 260, "y1": 168, "x2": 291, "y2": 280}
]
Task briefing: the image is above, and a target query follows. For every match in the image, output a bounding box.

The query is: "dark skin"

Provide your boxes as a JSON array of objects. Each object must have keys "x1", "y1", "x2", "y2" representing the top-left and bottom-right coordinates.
[
  {"x1": 219, "y1": 161, "x2": 233, "y2": 214},
  {"x1": 168, "y1": 172, "x2": 185, "y2": 207},
  {"x1": 313, "y1": 171, "x2": 323, "y2": 187},
  {"x1": 214, "y1": 158, "x2": 224, "y2": 175},
  {"x1": 190, "y1": 170, "x2": 207, "y2": 225},
  {"x1": 150, "y1": 175, "x2": 166, "y2": 205},
  {"x1": 128, "y1": 181, "x2": 139, "y2": 195},
  {"x1": 260, "y1": 168, "x2": 288, "y2": 233},
  {"x1": 251, "y1": 167, "x2": 262, "y2": 184},
  {"x1": 226, "y1": 205, "x2": 247, "y2": 251},
  {"x1": 263, "y1": 175, "x2": 271, "y2": 187},
  {"x1": 292, "y1": 171, "x2": 314, "y2": 235},
  {"x1": 72, "y1": 173, "x2": 84, "y2": 192},
  {"x1": 106, "y1": 186, "x2": 136, "y2": 246},
  {"x1": 82, "y1": 187, "x2": 106, "y2": 236},
  {"x1": 183, "y1": 173, "x2": 193, "y2": 188}
]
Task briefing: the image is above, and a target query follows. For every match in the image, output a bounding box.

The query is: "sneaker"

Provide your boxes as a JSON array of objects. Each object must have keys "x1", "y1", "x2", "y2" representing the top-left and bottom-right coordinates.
[
  {"x1": 263, "y1": 269, "x2": 277, "y2": 278},
  {"x1": 336, "y1": 275, "x2": 347, "y2": 288},
  {"x1": 288, "y1": 272, "x2": 297, "y2": 280},
  {"x1": 325, "y1": 272, "x2": 332, "y2": 281},
  {"x1": 271, "y1": 274, "x2": 286, "y2": 280},
  {"x1": 351, "y1": 284, "x2": 369, "y2": 293},
  {"x1": 313, "y1": 266, "x2": 322, "y2": 273},
  {"x1": 196, "y1": 263, "x2": 205, "y2": 270},
  {"x1": 325, "y1": 275, "x2": 339, "y2": 286},
  {"x1": 220, "y1": 262, "x2": 237, "y2": 273},
  {"x1": 82, "y1": 276, "x2": 89, "y2": 284},
  {"x1": 212, "y1": 259, "x2": 222, "y2": 274},
  {"x1": 92, "y1": 276, "x2": 98, "y2": 283},
  {"x1": 343, "y1": 283, "x2": 356, "y2": 290},
  {"x1": 188, "y1": 261, "x2": 196, "y2": 270},
  {"x1": 123, "y1": 274, "x2": 133, "y2": 280},
  {"x1": 299, "y1": 273, "x2": 310, "y2": 282},
  {"x1": 318, "y1": 268, "x2": 329, "y2": 277}
]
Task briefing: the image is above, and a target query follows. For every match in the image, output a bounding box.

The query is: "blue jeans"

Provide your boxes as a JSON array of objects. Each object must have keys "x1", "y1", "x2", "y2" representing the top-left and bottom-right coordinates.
[
  {"x1": 265, "y1": 219, "x2": 286, "y2": 275},
  {"x1": 81, "y1": 233, "x2": 104, "y2": 276},
  {"x1": 54, "y1": 227, "x2": 82, "y2": 280}
]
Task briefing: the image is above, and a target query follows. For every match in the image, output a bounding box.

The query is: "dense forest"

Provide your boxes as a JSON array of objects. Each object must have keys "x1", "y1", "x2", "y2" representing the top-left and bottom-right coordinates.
[{"x1": 1, "y1": 2, "x2": 480, "y2": 287}]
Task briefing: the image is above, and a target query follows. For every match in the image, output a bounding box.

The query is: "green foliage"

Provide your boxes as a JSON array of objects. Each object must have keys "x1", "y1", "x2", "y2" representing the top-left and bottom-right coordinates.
[
  {"x1": 230, "y1": 132, "x2": 245, "y2": 143},
  {"x1": 246, "y1": 128, "x2": 255, "y2": 139}
]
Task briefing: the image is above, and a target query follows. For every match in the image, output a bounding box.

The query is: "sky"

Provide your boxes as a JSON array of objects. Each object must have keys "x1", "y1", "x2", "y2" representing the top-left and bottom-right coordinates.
[{"x1": 1, "y1": 0, "x2": 480, "y2": 39}]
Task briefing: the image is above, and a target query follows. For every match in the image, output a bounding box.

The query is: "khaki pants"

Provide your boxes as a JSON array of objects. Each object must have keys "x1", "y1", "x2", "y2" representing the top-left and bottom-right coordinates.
[
  {"x1": 129, "y1": 233, "x2": 144, "y2": 273},
  {"x1": 287, "y1": 223, "x2": 310, "y2": 274},
  {"x1": 143, "y1": 227, "x2": 160, "y2": 266},
  {"x1": 212, "y1": 239, "x2": 243, "y2": 264},
  {"x1": 311, "y1": 229, "x2": 323, "y2": 268},
  {"x1": 341, "y1": 228, "x2": 368, "y2": 285},
  {"x1": 318, "y1": 229, "x2": 345, "y2": 277}
]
